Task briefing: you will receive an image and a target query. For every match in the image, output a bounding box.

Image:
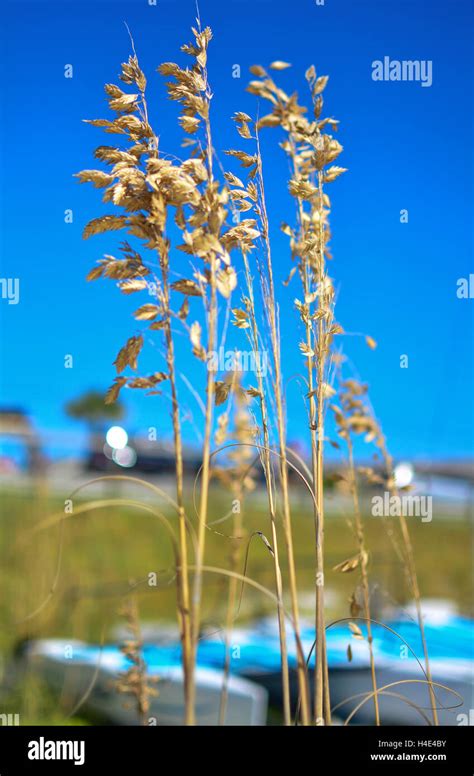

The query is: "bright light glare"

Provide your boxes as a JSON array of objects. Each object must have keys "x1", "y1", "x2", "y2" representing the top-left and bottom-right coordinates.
[
  {"x1": 106, "y1": 426, "x2": 128, "y2": 450},
  {"x1": 112, "y1": 446, "x2": 137, "y2": 468},
  {"x1": 394, "y1": 462, "x2": 414, "y2": 489},
  {"x1": 102, "y1": 444, "x2": 114, "y2": 460}
]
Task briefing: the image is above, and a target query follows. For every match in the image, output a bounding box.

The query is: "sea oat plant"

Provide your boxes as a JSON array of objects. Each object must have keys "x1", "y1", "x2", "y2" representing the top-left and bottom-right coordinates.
[
  {"x1": 78, "y1": 22, "x2": 262, "y2": 724},
  {"x1": 331, "y1": 373, "x2": 439, "y2": 724},
  {"x1": 78, "y1": 44, "x2": 197, "y2": 722},
  {"x1": 76, "y1": 16, "x2": 437, "y2": 727},
  {"x1": 331, "y1": 376, "x2": 381, "y2": 724},
  {"x1": 243, "y1": 62, "x2": 347, "y2": 724},
  {"x1": 223, "y1": 116, "x2": 306, "y2": 723}
]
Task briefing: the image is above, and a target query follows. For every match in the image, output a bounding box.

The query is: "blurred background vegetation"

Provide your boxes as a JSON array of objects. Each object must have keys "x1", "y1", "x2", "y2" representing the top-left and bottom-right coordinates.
[{"x1": 0, "y1": 482, "x2": 471, "y2": 724}]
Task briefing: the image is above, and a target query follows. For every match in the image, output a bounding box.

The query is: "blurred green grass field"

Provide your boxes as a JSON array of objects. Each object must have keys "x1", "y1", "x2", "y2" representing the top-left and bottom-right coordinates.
[{"x1": 0, "y1": 485, "x2": 471, "y2": 724}]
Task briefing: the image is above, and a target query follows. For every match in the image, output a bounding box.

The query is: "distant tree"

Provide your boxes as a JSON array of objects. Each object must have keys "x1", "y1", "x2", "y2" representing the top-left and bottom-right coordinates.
[
  {"x1": 65, "y1": 390, "x2": 125, "y2": 428},
  {"x1": 65, "y1": 390, "x2": 126, "y2": 458}
]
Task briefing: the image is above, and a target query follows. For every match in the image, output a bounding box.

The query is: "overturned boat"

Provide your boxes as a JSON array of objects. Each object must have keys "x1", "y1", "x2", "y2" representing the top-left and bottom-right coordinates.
[
  {"x1": 21, "y1": 610, "x2": 473, "y2": 726},
  {"x1": 23, "y1": 639, "x2": 268, "y2": 726},
  {"x1": 327, "y1": 615, "x2": 474, "y2": 725}
]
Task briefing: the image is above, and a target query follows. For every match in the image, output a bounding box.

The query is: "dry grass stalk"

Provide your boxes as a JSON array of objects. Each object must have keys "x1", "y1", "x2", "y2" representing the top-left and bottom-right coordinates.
[
  {"x1": 240, "y1": 250, "x2": 293, "y2": 725},
  {"x1": 252, "y1": 121, "x2": 312, "y2": 723},
  {"x1": 159, "y1": 239, "x2": 193, "y2": 723},
  {"x1": 116, "y1": 596, "x2": 159, "y2": 725},
  {"x1": 255, "y1": 151, "x2": 312, "y2": 725},
  {"x1": 164, "y1": 20, "x2": 220, "y2": 719},
  {"x1": 338, "y1": 384, "x2": 438, "y2": 725},
  {"x1": 224, "y1": 122, "x2": 294, "y2": 723},
  {"x1": 375, "y1": 428, "x2": 439, "y2": 725},
  {"x1": 211, "y1": 374, "x2": 256, "y2": 724},
  {"x1": 246, "y1": 62, "x2": 347, "y2": 723},
  {"x1": 78, "y1": 42, "x2": 197, "y2": 722},
  {"x1": 332, "y1": 376, "x2": 381, "y2": 724}
]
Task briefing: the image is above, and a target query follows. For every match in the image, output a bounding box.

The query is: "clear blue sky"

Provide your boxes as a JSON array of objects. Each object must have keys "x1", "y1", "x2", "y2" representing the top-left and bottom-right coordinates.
[{"x1": 0, "y1": 0, "x2": 472, "y2": 461}]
